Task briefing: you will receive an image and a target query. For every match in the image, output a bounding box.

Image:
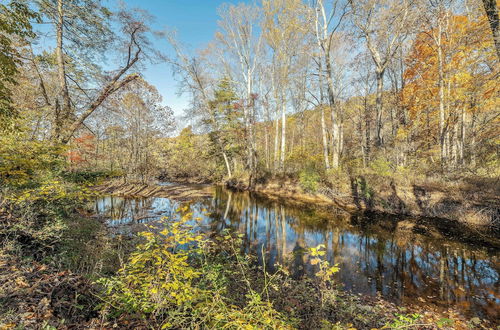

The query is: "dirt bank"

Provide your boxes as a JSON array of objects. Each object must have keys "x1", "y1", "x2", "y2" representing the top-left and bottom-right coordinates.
[
  {"x1": 93, "y1": 180, "x2": 214, "y2": 201},
  {"x1": 93, "y1": 178, "x2": 499, "y2": 232},
  {"x1": 226, "y1": 177, "x2": 500, "y2": 232}
]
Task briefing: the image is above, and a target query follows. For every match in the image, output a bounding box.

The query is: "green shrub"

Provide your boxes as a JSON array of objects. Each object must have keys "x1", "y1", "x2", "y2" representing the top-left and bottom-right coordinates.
[
  {"x1": 369, "y1": 158, "x2": 393, "y2": 177},
  {"x1": 299, "y1": 168, "x2": 321, "y2": 193},
  {"x1": 385, "y1": 313, "x2": 422, "y2": 329},
  {"x1": 97, "y1": 210, "x2": 293, "y2": 329}
]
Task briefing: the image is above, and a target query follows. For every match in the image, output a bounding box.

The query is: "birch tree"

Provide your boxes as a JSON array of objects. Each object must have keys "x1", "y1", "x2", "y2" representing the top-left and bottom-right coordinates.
[
  {"x1": 311, "y1": 0, "x2": 348, "y2": 168},
  {"x1": 216, "y1": 3, "x2": 263, "y2": 186},
  {"x1": 263, "y1": 0, "x2": 308, "y2": 172},
  {"x1": 349, "y1": 0, "x2": 414, "y2": 148}
]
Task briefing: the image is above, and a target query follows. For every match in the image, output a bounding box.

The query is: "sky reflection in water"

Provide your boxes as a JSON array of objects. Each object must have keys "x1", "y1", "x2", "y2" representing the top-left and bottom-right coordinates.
[{"x1": 94, "y1": 186, "x2": 499, "y2": 321}]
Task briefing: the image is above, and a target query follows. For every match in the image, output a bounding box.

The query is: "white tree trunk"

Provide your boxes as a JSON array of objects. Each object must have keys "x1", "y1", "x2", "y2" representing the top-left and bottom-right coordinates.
[
  {"x1": 321, "y1": 105, "x2": 330, "y2": 169},
  {"x1": 274, "y1": 112, "x2": 280, "y2": 172},
  {"x1": 223, "y1": 151, "x2": 232, "y2": 178},
  {"x1": 375, "y1": 68, "x2": 385, "y2": 147},
  {"x1": 280, "y1": 100, "x2": 286, "y2": 171}
]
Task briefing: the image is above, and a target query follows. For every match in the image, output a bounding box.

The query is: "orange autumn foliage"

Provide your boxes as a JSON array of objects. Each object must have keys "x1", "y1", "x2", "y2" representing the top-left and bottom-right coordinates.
[
  {"x1": 401, "y1": 11, "x2": 499, "y2": 161},
  {"x1": 67, "y1": 134, "x2": 96, "y2": 166}
]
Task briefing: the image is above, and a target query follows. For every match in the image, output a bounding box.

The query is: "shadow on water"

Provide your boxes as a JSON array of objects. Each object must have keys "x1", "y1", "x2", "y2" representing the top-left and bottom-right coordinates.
[{"x1": 94, "y1": 185, "x2": 499, "y2": 322}]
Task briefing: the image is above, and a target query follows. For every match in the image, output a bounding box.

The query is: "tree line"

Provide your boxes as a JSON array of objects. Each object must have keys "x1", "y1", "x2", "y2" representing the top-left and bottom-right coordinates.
[
  {"x1": 0, "y1": 0, "x2": 498, "y2": 185},
  {"x1": 166, "y1": 0, "x2": 498, "y2": 186}
]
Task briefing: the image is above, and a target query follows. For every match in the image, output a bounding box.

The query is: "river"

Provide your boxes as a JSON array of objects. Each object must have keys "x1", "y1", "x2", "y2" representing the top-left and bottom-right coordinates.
[{"x1": 94, "y1": 184, "x2": 499, "y2": 322}]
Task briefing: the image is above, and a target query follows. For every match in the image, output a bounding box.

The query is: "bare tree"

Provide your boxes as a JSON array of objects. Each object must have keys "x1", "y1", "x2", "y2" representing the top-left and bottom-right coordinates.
[
  {"x1": 38, "y1": 0, "x2": 156, "y2": 143},
  {"x1": 167, "y1": 34, "x2": 234, "y2": 178},
  {"x1": 311, "y1": 0, "x2": 349, "y2": 168},
  {"x1": 349, "y1": 0, "x2": 414, "y2": 148},
  {"x1": 263, "y1": 0, "x2": 309, "y2": 172},
  {"x1": 216, "y1": 3, "x2": 263, "y2": 186}
]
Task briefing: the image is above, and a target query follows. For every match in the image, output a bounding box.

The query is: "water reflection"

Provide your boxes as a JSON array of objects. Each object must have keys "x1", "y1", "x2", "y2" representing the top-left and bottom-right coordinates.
[
  {"x1": 94, "y1": 186, "x2": 499, "y2": 321},
  {"x1": 95, "y1": 196, "x2": 180, "y2": 228}
]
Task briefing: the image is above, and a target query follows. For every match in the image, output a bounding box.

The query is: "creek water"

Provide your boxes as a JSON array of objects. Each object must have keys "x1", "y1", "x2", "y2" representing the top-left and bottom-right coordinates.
[{"x1": 94, "y1": 185, "x2": 499, "y2": 322}]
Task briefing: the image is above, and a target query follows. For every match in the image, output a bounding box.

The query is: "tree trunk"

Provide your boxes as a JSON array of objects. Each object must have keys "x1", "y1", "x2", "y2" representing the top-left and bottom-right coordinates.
[
  {"x1": 274, "y1": 111, "x2": 280, "y2": 173},
  {"x1": 331, "y1": 106, "x2": 340, "y2": 168},
  {"x1": 470, "y1": 112, "x2": 476, "y2": 167},
  {"x1": 451, "y1": 120, "x2": 458, "y2": 167},
  {"x1": 318, "y1": 58, "x2": 330, "y2": 170},
  {"x1": 246, "y1": 75, "x2": 257, "y2": 187},
  {"x1": 223, "y1": 151, "x2": 232, "y2": 178},
  {"x1": 364, "y1": 99, "x2": 371, "y2": 165},
  {"x1": 482, "y1": 0, "x2": 500, "y2": 60},
  {"x1": 265, "y1": 121, "x2": 270, "y2": 170},
  {"x1": 339, "y1": 119, "x2": 344, "y2": 157},
  {"x1": 280, "y1": 100, "x2": 286, "y2": 171},
  {"x1": 460, "y1": 106, "x2": 465, "y2": 166},
  {"x1": 437, "y1": 23, "x2": 447, "y2": 168},
  {"x1": 247, "y1": 88, "x2": 257, "y2": 187},
  {"x1": 54, "y1": 0, "x2": 71, "y2": 140},
  {"x1": 375, "y1": 68, "x2": 385, "y2": 147},
  {"x1": 321, "y1": 105, "x2": 330, "y2": 170},
  {"x1": 324, "y1": 51, "x2": 341, "y2": 168}
]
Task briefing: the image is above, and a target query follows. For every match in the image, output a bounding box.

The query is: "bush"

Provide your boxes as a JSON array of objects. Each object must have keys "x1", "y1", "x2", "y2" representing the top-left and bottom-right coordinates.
[
  {"x1": 299, "y1": 168, "x2": 321, "y2": 193},
  {"x1": 285, "y1": 147, "x2": 323, "y2": 176},
  {"x1": 63, "y1": 169, "x2": 123, "y2": 184},
  {"x1": 97, "y1": 210, "x2": 293, "y2": 329},
  {"x1": 0, "y1": 136, "x2": 96, "y2": 260},
  {"x1": 369, "y1": 158, "x2": 393, "y2": 177},
  {"x1": 0, "y1": 136, "x2": 65, "y2": 188}
]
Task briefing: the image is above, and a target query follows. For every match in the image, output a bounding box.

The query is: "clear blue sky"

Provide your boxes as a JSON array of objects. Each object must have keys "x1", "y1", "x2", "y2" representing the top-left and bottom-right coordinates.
[{"x1": 119, "y1": 0, "x2": 252, "y2": 117}]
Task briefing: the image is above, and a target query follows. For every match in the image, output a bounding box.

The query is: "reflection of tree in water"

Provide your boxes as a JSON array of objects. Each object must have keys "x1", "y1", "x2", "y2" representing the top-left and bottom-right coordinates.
[
  {"x1": 94, "y1": 196, "x2": 177, "y2": 226},
  {"x1": 95, "y1": 187, "x2": 499, "y2": 321},
  {"x1": 201, "y1": 186, "x2": 499, "y2": 321}
]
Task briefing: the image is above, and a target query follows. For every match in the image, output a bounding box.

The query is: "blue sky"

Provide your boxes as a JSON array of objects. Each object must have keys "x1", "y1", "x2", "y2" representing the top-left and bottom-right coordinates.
[{"x1": 118, "y1": 0, "x2": 253, "y2": 117}]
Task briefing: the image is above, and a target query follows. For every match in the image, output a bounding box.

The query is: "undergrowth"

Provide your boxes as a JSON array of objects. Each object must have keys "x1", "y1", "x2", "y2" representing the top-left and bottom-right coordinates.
[
  {"x1": 97, "y1": 209, "x2": 294, "y2": 329},
  {"x1": 95, "y1": 209, "x2": 441, "y2": 329}
]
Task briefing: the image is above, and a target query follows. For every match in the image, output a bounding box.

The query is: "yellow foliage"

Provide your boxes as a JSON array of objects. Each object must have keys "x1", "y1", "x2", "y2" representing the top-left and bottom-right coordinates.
[{"x1": 98, "y1": 214, "x2": 293, "y2": 329}]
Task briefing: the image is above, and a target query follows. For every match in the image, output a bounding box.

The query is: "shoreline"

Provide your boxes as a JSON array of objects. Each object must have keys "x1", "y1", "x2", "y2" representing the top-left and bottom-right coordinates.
[
  {"x1": 92, "y1": 177, "x2": 500, "y2": 233},
  {"x1": 224, "y1": 177, "x2": 500, "y2": 234},
  {"x1": 92, "y1": 177, "x2": 500, "y2": 246},
  {"x1": 92, "y1": 179, "x2": 213, "y2": 201},
  {"x1": 88, "y1": 178, "x2": 500, "y2": 325}
]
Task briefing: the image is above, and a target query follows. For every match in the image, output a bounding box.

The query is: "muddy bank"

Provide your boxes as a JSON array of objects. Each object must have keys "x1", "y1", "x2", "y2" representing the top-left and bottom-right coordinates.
[
  {"x1": 93, "y1": 178, "x2": 499, "y2": 234},
  {"x1": 226, "y1": 177, "x2": 500, "y2": 232},
  {"x1": 93, "y1": 180, "x2": 213, "y2": 201}
]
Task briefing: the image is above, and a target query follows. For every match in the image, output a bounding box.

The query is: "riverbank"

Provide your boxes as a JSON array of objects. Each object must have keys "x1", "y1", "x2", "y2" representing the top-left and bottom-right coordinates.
[
  {"x1": 92, "y1": 177, "x2": 500, "y2": 244},
  {"x1": 225, "y1": 175, "x2": 500, "y2": 232},
  {"x1": 3, "y1": 176, "x2": 492, "y2": 328},
  {"x1": 90, "y1": 181, "x2": 499, "y2": 327},
  {"x1": 93, "y1": 179, "x2": 213, "y2": 201}
]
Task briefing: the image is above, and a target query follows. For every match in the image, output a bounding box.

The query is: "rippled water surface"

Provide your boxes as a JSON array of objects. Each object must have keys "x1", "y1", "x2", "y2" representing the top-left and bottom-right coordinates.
[{"x1": 94, "y1": 185, "x2": 499, "y2": 321}]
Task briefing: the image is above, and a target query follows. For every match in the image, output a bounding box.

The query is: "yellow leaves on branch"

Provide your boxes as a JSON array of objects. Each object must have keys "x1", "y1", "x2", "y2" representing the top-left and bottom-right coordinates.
[
  {"x1": 307, "y1": 244, "x2": 339, "y2": 282},
  {"x1": 98, "y1": 214, "x2": 292, "y2": 329},
  {"x1": 402, "y1": 13, "x2": 498, "y2": 125}
]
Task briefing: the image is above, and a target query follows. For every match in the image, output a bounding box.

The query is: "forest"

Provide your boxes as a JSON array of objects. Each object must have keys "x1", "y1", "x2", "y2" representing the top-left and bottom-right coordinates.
[{"x1": 0, "y1": 0, "x2": 499, "y2": 328}]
